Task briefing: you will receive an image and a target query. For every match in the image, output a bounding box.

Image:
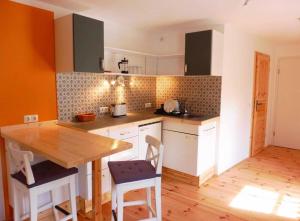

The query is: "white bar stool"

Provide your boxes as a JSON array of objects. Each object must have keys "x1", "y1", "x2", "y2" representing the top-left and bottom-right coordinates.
[
  {"x1": 108, "y1": 135, "x2": 164, "y2": 221},
  {"x1": 8, "y1": 143, "x2": 78, "y2": 221}
]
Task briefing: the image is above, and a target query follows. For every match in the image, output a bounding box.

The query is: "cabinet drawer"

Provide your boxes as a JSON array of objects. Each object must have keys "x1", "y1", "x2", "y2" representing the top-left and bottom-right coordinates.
[
  {"x1": 163, "y1": 121, "x2": 200, "y2": 135},
  {"x1": 110, "y1": 136, "x2": 139, "y2": 161},
  {"x1": 109, "y1": 124, "x2": 138, "y2": 140}
]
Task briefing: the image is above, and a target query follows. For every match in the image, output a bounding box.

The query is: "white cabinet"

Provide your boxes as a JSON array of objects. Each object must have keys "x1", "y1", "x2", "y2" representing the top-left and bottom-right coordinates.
[
  {"x1": 157, "y1": 55, "x2": 184, "y2": 76},
  {"x1": 79, "y1": 124, "x2": 140, "y2": 201},
  {"x1": 163, "y1": 121, "x2": 217, "y2": 178},
  {"x1": 110, "y1": 124, "x2": 139, "y2": 161},
  {"x1": 145, "y1": 56, "x2": 158, "y2": 75},
  {"x1": 163, "y1": 130, "x2": 198, "y2": 175},
  {"x1": 138, "y1": 122, "x2": 162, "y2": 160},
  {"x1": 109, "y1": 124, "x2": 138, "y2": 140},
  {"x1": 198, "y1": 123, "x2": 217, "y2": 175},
  {"x1": 110, "y1": 136, "x2": 139, "y2": 161}
]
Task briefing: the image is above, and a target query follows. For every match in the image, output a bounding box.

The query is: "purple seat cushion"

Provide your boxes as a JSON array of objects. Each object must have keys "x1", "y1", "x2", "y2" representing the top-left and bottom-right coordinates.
[
  {"x1": 108, "y1": 160, "x2": 160, "y2": 184},
  {"x1": 11, "y1": 160, "x2": 78, "y2": 189}
]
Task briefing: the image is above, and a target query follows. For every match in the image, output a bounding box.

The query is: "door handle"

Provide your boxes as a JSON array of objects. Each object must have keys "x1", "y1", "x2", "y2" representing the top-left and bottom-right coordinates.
[{"x1": 255, "y1": 100, "x2": 265, "y2": 111}]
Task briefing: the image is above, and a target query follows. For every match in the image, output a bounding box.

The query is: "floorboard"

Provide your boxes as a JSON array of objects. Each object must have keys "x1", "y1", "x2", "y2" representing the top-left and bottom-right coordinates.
[{"x1": 43, "y1": 146, "x2": 300, "y2": 221}]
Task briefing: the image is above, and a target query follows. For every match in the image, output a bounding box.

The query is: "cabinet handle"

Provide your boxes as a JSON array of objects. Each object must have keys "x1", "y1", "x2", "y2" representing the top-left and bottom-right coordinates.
[
  {"x1": 120, "y1": 131, "x2": 130, "y2": 135},
  {"x1": 140, "y1": 128, "x2": 149, "y2": 132},
  {"x1": 203, "y1": 127, "x2": 216, "y2": 132},
  {"x1": 184, "y1": 64, "x2": 187, "y2": 73}
]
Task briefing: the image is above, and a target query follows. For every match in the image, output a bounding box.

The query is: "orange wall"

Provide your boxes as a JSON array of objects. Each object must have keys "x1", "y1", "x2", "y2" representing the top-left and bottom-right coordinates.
[
  {"x1": 0, "y1": 1, "x2": 57, "y2": 126},
  {"x1": 0, "y1": 2, "x2": 57, "y2": 218}
]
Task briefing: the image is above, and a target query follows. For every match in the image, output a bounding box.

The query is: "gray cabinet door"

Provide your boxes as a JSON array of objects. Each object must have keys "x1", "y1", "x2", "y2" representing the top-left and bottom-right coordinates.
[
  {"x1": 185, "y1": 30, "x2": 212, "y2": 75},
  {"x1": 73, "y1": 14, "x2": 104, "y2": 73}
]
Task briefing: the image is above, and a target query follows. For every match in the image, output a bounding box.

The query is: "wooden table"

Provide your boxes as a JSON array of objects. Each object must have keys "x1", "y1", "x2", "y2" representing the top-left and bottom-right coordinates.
[{"x1": 0, "y1": 121, "x2": 132, "y2": 221}]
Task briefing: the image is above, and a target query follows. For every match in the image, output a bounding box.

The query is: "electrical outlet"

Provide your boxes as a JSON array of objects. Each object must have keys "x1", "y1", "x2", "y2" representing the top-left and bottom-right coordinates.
[
  {"x1": 99, "y1": 106, "x2": 109, "y2": 114},
  {"x1": 24, "y1": 114, "x2": 39, "y2": 123},
  {"x1": 145, "y1": 103, "x2": 152, "y2": 108}
]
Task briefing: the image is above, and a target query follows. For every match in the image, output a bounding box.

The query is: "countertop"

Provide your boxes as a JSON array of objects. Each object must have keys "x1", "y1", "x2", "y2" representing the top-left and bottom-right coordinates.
[
  {"x1": 0, "y1": 121, "x2": 132, "y2": 168},
  {"x1": 58, "y1": 111, "x2": 219, "y2": 131}
]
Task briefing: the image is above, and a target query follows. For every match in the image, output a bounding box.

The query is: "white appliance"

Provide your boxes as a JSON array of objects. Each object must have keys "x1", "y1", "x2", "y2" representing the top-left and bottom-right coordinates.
[
  {"x1": 163, "y1": 121, "x2": 217, "y2": 177},
  {"x1": 111, "y1": 103, "x2": 127, "y2": 117},
  {"x1": 138, "y1": 122, "x2": 162, "y2": 160}
]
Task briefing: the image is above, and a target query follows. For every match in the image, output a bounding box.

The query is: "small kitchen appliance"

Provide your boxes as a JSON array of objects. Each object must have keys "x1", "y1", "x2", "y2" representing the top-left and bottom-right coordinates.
[
  {"x1": 111, "y1": 103, "x2": 127, "y2": 117},
  {"x1": 118, "y1": 57, "x2": 129, "y2": 74}
]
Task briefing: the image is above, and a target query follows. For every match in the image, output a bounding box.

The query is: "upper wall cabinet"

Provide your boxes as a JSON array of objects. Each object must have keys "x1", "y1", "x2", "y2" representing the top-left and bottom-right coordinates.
[
  {"x1": 55, "y1": 14, "x2": 104, "y2": 73},
  {"x1": 185, "y1": 30, "x2": 223, "y2": 76}
]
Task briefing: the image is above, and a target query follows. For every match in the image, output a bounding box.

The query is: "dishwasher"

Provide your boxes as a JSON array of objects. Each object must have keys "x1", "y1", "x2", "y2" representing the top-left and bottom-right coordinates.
[{"x1": 138, "y1": 121, "x2": 162, "y2": 160}]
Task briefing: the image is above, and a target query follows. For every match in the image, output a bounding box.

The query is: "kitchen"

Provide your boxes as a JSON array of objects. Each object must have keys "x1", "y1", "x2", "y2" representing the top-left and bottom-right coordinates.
[
  {"x1": 0, "y1": 4, "x2": 222, "y2": 220},
  {"x1": 2, "y1": 1, "x2": 300, "y2": 221}
]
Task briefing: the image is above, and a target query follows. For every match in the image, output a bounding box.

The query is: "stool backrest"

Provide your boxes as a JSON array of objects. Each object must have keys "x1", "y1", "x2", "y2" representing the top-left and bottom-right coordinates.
[
  {"x1": 145, "y1": 135, "x2": 164, "y2": 175},
  {"x1": 8, "y1": 142, "x2": 35, "y2": 185}
]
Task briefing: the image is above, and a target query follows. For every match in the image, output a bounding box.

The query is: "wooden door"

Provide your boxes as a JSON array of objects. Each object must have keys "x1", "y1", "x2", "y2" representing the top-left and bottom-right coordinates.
[
  {"x1": 274, "y1": 57, "x2": 300, "y2": 149},
  {"x1": 251, "y1": 52, "x2": 270, "y2": 156}
]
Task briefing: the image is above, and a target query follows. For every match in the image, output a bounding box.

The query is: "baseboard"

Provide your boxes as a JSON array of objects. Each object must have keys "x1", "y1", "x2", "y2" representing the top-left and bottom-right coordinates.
[{"x1": 162, "y1": 166, "x2": 215, "y2": 187}]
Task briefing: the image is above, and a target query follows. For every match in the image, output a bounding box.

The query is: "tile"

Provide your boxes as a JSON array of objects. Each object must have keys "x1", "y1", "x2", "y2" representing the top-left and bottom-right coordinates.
[{"x1": 57, "y1": 73, "x2": 221, "y2": 121}]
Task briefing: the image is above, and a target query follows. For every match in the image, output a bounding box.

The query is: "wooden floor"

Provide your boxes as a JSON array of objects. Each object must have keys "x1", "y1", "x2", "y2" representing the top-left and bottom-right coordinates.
[{"x1": 45, "y1": 146, "x2": 300, "y2": 221}]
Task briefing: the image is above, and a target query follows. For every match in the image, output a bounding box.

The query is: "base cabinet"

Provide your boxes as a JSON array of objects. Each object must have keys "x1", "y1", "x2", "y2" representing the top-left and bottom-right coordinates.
[
  {"x1": 163, "y1": 130, "x2": 198, "y2": 175},
  {"x1": 79, "y1": 125, "x2": 139, "y2": 205},
  {"x1": 163, "y1": 121, "x2": 217, "y2": 184}
]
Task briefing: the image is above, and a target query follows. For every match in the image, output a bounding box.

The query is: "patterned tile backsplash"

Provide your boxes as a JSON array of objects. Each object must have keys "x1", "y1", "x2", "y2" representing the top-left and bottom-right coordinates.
[
  {"x1": 56, "y1": 73, "x2": 156, "y2": 120},
  {"x1": 156, "y1": 76, "x2": 222, "y2": 116},
  {"x1": 56, "y1": 73, "x2": 221, "y2": 121}
]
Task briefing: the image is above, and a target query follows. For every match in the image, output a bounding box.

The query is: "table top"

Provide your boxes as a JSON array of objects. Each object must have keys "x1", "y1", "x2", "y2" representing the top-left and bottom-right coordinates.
[{"x1": 0, "y1": 121, "x2": 132, "y2": 168}]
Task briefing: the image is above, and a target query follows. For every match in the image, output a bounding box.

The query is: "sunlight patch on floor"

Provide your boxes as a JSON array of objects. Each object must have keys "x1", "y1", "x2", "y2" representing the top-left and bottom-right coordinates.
[
  {"x1": 276, "y1": 195, "x2": 300, "y2": 219},
  {"x1": 230, "y1": 185, "x2": 300, "y2": 219},
  {"x1": 230, "y1": 186, "x2": 279, "y2": 214}
]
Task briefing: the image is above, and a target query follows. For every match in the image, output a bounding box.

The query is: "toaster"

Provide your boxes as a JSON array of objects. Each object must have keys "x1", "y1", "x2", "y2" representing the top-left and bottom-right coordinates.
[{"x1": 111, "y1": 103, "x2": 127, "y2": 117}]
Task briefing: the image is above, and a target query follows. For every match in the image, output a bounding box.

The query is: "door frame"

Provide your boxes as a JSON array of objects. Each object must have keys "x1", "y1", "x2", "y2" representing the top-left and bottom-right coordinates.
[{"x1": 250, "y1": 52, "x2": 271, "y2": 157}]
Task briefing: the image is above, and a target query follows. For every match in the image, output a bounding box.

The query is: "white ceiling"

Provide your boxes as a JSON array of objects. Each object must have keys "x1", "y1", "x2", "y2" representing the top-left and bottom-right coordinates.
[{"x1": 13, "y1": 0, "x2": 300, "y2": 44}]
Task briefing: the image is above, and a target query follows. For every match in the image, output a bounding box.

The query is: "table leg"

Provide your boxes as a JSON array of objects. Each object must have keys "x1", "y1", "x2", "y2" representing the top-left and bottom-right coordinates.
[
  {"x1": 92, "y1": 159, "x2": 102, "y2": 221},
  {"x1": 1, "y1": 138, "x2": 13, "y2": 221}
]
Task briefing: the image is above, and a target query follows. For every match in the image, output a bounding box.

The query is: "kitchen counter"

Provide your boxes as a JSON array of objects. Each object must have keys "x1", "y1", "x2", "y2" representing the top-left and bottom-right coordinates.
[{"x1": 58, "y1": 111, "x2": 219, "y2": 131}]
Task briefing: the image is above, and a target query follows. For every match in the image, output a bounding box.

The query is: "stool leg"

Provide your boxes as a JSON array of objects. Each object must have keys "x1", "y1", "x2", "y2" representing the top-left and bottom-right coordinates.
[
  {"x1": 69, "y1": 176, "x2": 78, "y2": 221},
  {"x1": 29, "y1": 190, "x2": 38, "y2": 221},
  {"x1": 111, "y1": 180, "x2": 117, "y2": 221},
  {"x1": 116, "y1": 187, "x2": 124, "y2": 221},
  {"x1": 146, "y1": 187, "x2": 152, "y2": 218},
  {"x1": 155, "y1": 178, "x2": 162, "y2": 221},
  {"x1": 51, "y1": 189, "x2": 59, "y2": 221},
  {"x1": 12, "y1": 181, "x2": 20, "y2": 221}
]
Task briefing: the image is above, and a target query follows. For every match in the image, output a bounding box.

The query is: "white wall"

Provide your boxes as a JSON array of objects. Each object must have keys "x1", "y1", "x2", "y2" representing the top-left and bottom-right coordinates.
[{"x1": 217, "y1": 24, "x2": 275, "y2": 174}]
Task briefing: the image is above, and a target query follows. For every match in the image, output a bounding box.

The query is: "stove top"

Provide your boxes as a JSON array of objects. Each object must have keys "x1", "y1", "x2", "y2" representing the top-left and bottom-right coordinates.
[{"x1": 154, "y1": 108, "x2": 203, "y2": 119}]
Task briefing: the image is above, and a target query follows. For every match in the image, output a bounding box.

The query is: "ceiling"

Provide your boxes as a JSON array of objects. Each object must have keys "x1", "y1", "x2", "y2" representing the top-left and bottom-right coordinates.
[{"x1": 13, "y1": 0, "x2": 300, "y2": 44}]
